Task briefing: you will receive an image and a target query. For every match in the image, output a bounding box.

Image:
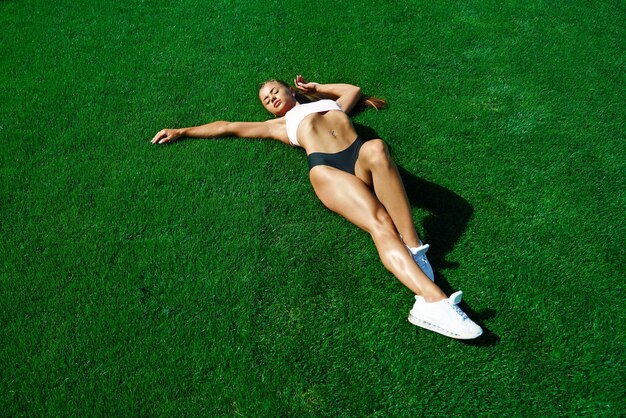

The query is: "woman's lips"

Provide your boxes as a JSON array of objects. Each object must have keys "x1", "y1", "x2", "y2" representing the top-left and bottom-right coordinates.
[{"x1": 274, "y1": 100, "x2": 281, "y2": 108}]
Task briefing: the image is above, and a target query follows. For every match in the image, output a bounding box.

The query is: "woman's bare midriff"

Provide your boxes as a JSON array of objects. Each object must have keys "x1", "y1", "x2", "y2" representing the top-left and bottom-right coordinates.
[{"x1": 296, "y1": 110, "x2": 359, "y2": 154}]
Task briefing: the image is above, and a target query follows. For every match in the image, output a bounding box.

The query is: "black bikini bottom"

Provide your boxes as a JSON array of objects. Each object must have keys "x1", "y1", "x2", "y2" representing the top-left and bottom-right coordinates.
[{"x1": 307, "y1": 137, "x2": 365, "y2": 176}]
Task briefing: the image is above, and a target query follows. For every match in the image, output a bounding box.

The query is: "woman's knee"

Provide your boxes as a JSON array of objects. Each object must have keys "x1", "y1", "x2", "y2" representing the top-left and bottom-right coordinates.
[
  {"x1": 368, "y1": 206, "x2": 397, "y2": 238},
  {"x1": 361, "y1": 139, "x2": 391, "y2": 169}
]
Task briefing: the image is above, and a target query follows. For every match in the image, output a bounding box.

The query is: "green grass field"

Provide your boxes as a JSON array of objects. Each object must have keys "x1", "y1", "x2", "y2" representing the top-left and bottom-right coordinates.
[{"x1": 1, "y1": 0, "x2": 624, "y2": 416}]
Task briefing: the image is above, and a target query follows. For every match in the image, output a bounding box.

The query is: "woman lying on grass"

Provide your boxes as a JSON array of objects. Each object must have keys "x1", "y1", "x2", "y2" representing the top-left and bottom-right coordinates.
[{"x1": 151, "y1": 75, "x2": 482, "y2": 339}]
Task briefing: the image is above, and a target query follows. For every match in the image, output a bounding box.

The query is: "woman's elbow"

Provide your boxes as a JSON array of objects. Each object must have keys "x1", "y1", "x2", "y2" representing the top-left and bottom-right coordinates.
[{"x1": 217, "y1": 121, "x2": 233, "y2": 136}]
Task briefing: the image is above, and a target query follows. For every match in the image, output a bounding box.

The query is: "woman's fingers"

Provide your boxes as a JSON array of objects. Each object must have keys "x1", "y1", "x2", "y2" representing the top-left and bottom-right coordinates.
[
  {"x1": 151, "y1": 130, "x2": 168, "y2": 144},
  {"x1": 294, "y1": 78, "x2": 314, "y2": 93},
  {"x1": 294, "y1": 75, "x2": 319, "y2": 94},
  {"x1": 298, "y1": 83, "x2": 317, "y2": 94},
  {"x1": 294, "y1": 74, "x2": 306, "y2": 87},
  {"x1": 151, "y1": 129, "x2": 174, "y2": 144},
  {"x1": 151, "y1": 130, "x2": 165, "y2": 144}
]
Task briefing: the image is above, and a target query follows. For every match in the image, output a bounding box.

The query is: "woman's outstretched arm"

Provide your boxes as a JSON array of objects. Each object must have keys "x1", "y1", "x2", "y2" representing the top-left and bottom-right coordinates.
[{"x1": 151, "y1": 119, "x2": 288, "y2": 145}]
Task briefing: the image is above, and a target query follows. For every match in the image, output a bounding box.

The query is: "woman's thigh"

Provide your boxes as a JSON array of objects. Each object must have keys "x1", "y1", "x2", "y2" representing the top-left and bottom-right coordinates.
[{"x1": 309, "y1": 165, "x2": 390, "y2": 233}]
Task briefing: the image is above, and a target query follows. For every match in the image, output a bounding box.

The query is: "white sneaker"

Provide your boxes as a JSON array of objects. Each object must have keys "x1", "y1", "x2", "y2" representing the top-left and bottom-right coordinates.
[
  {"x1": 408, "y1": 242, "x2": 435, "y2": 282},
  {"x1": 408, "y1": 291, "x2": 483, "y2": 339}
]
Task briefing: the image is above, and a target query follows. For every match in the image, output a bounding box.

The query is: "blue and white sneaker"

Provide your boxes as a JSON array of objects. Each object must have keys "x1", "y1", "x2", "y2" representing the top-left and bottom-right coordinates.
[
  {"x1": 408, "y1": 241, "x2": 435, "y2": 282},
  {"x1": 408, "y1": 291, "x2": 483, "y2": 339}
]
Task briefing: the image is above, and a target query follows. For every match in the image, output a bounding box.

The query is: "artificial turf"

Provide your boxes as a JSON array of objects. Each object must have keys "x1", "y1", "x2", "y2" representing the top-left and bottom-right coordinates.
[{"x1": 1, "y1": 0, "x2": 624, "y2": 416}]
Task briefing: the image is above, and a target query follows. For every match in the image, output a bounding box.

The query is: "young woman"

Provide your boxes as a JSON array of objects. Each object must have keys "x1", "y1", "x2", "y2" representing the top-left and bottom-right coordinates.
[{"x1": 151, "y1": 76, "x2": 483, "y2": 339}]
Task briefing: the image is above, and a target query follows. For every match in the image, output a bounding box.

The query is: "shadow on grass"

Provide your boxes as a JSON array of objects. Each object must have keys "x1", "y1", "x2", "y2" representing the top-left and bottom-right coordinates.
[
  {"x1": 355, "y1": 123, "x2": 499, "y2": 345},
  {"x1": 400, "y1": 172, "x2": 500, "y2": 346}
]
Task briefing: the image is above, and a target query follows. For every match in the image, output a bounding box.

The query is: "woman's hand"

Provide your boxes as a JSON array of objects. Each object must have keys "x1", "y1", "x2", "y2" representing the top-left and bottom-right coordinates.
[
  {"x1": 294, "y1": 75, "x2": 319, "y2": 94},
  {"x1": 151, "y1": 128, "x2": 183, "y2": 144}
]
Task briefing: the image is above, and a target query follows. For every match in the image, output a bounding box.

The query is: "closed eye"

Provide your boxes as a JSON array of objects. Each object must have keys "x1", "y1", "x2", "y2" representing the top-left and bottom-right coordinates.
[{"x1": 263, "y1": 88, "x2": 279, "y2": 105}]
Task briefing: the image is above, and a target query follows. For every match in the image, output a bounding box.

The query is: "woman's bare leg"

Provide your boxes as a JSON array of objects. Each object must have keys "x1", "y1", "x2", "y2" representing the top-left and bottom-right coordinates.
[
  {"x1": 310, "y1": 166, "x2": 445, "y2": 301},
  {"x1": 355, "y1": 139, "x2": 422, "y2": 248}
]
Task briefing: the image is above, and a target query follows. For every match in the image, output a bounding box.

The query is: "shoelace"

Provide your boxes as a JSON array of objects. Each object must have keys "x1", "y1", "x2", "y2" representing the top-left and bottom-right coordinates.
[
  {"x1": 414, "y1": 254, "x2": 428, "y2": 265},
  {"x1": 450, "y1": 303, "x2": 469, "y2": 320}
]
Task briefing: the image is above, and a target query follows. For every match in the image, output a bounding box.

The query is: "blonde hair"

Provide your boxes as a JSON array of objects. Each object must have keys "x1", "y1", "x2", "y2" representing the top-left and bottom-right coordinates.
[{"x1": 260, "y1": 79, "x2": 387, "y2": 111}]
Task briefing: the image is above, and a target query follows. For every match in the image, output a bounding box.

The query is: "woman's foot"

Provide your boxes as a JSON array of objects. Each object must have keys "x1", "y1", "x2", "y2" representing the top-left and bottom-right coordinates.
[
  {"x1": 407, "y1": 241, "x2": 435, "y2": 282},
  {"x1": 408, "y1": 291, "x2": 483, "y2": 339}
]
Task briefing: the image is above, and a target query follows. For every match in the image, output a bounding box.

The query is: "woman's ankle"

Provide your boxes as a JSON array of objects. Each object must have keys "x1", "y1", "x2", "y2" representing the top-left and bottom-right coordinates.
[
  {"x1": 399, "y1": 233, "x2": 421, "y2": 249},
  {"x1": 419, "y1": 284, "x2": 447, "y2": 303}
]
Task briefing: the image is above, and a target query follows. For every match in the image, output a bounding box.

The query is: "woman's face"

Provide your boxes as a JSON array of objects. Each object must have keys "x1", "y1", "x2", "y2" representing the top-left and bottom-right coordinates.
[{"x1": 259, "y1": 81, "x2": 297, "y2": 117}]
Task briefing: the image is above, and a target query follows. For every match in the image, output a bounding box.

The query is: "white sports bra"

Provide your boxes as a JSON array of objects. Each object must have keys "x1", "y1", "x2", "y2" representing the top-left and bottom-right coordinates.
[{"x1": 285, "y1": 99, "x2": 342, "y2": 147}]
